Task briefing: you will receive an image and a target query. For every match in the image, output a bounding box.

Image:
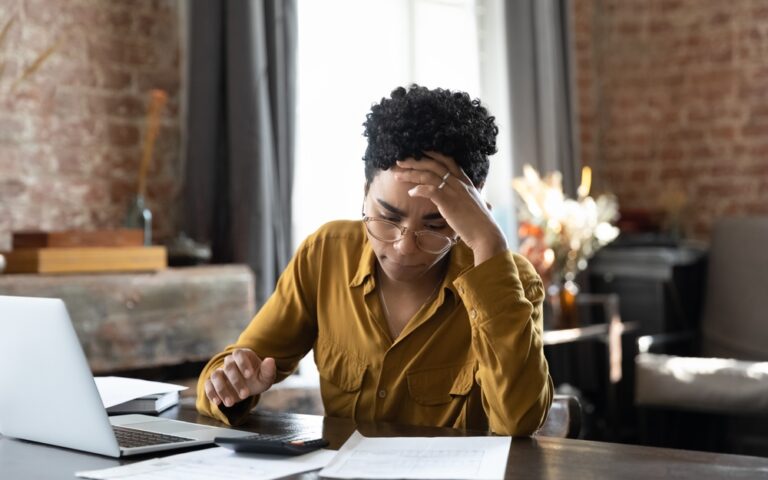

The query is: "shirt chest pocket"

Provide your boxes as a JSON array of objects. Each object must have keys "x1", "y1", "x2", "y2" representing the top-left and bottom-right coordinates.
[
  {"x1": 406, "y1": 361, "x2": 475, "y2": 406},
  {"x1": 315, "y1": 337, "x2": 367, "y2": 419}
]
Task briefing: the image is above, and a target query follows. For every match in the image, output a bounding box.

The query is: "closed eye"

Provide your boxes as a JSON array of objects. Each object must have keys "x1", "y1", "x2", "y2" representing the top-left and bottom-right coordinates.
[{"x1": 424, "y1": 224, "x2": 449, "y2": 231}]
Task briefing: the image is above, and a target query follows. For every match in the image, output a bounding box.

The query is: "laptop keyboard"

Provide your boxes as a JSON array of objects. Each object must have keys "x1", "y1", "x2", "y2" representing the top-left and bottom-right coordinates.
[{"x1": 112, "y1": 425, "x2": 194, "y2": 448}]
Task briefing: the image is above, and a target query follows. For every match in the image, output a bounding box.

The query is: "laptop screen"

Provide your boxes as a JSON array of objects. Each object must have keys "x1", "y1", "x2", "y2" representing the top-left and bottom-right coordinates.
[{"x1": 0, "y1": 296, "x2": 122, "y2": 457}]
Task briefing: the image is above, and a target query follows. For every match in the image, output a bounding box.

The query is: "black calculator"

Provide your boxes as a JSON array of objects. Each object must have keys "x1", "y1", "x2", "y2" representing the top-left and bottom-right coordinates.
[{"x1": 214, "y1": 433, "x2": 329, "y2": 456}]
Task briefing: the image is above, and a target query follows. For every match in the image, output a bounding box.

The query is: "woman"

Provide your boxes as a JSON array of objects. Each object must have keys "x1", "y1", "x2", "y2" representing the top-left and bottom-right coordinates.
[{"x1": 197, "y1": 85, "x2": 553, "y2": 436}]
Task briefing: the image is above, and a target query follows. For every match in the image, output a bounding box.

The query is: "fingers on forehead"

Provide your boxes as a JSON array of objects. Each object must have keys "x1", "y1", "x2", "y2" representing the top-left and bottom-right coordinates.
[
  {"x1": 422, "y1": 151, "x2": 463, "y2": 175},
  {"x1": 399, "y1": 156, "x2": 446, "y2": 174}
]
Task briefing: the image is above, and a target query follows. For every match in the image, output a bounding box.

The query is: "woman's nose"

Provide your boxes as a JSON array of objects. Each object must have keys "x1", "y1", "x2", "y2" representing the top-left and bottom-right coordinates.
[{"x1": 394, "y1": 229, "x2": 419, "y2": 255}]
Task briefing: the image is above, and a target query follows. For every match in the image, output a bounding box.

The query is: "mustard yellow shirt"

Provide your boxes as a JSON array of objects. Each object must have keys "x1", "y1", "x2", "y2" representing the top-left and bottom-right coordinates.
[{"x1": 197, "y1": 220, "x2": 553, "y2": 435}]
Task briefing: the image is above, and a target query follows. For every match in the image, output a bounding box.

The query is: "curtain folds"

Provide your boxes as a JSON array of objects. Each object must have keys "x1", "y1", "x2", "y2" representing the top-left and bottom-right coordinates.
[
  {"x1": 504, "y1": 0, "x2": 579, "y2": 195},
  {"x1": 184, "y1": 0, "x2": 296, "y2": 306}
]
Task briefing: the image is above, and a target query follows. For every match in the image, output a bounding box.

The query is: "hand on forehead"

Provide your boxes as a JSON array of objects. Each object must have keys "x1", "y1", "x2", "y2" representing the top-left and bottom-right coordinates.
[
  {"x1": 422, "y1": 150, "x2": 456, "y2": 167},
  {"x1": 395, "y1": 151, "x2": 471, "y2": 187}
]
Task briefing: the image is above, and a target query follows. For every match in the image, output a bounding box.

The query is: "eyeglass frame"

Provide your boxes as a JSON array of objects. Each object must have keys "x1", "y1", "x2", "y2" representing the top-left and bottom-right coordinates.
[{"x1": 362, "y1": 215, "x2": 458, "y2": 255}]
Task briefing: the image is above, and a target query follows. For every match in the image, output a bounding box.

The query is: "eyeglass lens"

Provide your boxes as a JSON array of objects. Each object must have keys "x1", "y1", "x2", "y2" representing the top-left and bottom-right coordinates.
[{"x1": 366, "y1": 219, "x2": 451, "y2": 253}]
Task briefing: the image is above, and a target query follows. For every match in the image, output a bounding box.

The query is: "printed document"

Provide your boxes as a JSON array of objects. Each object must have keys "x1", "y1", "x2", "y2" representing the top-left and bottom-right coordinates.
[
  {"x1": 94, "y1": 376, "x2": 187, "y2": 408},
  {"x1": 75, "y1": 446, "x2": 336, "y2": 480},
  {"x1": 319, "y1": 431, "x2": 510, "y2": 480}
]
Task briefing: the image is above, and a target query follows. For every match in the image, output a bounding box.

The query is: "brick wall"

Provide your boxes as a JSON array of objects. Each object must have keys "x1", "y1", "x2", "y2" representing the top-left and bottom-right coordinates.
[
  {"x1": 0, "y1": 0, "x2": 181, "y2": 250},
  {"x1": 572, "y1": 0, "x2": 768, "y2": 239}
]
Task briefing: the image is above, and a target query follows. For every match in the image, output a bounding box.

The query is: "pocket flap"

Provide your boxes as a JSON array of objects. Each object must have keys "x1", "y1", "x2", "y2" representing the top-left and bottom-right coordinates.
[
  {"x1": 407, "y1": 362, "x2": 475, "y2": 405},
  {"x1": 315, "y1": 337, "x2": 366, "y2": 392}
]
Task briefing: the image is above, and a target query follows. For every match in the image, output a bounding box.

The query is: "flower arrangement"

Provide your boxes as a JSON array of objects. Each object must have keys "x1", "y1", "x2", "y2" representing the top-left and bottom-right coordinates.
[{"x1": 512, "y1": 164, "x2": 620, "y2": 287}]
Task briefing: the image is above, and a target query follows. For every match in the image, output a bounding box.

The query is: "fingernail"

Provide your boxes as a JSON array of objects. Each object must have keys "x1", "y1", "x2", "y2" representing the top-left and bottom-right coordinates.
[
  {"x1": 224, "y1": 397, "x2": 232, "y2": 407},
  {"x1": 213, "y1": 398, "x2": 220, "y2": 406},
  {"x1": 408, "y1": 187, "x2": 417, "y2": 195},
  {"x1": 240, "y1": 389, "x2": 249, "y2": 398},
  {"x1": 243, "y1": 369, "x2": 251, "y2": 377}
]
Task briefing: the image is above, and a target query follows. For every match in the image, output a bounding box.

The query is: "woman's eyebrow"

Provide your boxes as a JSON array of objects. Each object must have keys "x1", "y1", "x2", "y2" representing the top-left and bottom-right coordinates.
[
  {"x1": 376, "y1": 198, "x2": 444, "y2": 221},
  {"x1": 376, "y1": 199, "x2": 406, "y2": 216}
]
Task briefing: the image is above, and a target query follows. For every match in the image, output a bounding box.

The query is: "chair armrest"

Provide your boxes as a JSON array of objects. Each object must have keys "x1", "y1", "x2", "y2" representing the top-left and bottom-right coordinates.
[
  {"x1": 637, "y1": 331, "x2": 697, "y2": 355},
  {"x1": 536, "y1": 394, "x2": 582, "y2": 439}
]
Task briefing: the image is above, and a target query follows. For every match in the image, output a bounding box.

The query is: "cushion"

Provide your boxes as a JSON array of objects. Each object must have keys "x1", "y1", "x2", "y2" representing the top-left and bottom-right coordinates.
[{"x1": 635, "y1": 353, "x2": 768, "y2": 415}]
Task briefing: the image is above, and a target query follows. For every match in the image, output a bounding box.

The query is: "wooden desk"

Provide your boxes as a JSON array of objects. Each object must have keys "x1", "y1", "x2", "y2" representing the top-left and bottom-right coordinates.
[{"x1": 2, "y1": 400, "x2": 767, "y2": 479}]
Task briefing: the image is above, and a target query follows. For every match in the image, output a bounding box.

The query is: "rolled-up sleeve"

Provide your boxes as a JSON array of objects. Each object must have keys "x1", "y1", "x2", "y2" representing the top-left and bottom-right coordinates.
[
  {"x1": 196, "y1": 239, "x2": 319, "y2": 425},
  {"x1": 453, "y1": 250, "x2": 553, "y2": 436}
]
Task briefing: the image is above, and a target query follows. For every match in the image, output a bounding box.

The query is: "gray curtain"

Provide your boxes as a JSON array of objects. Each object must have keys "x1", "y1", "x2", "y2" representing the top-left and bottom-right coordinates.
[
  {"x1": 184, "y1": 0, "x2": 296, "y2": 306},
  {"x1": 504, "y1": 0, "x2": 579, "y2": 195}
]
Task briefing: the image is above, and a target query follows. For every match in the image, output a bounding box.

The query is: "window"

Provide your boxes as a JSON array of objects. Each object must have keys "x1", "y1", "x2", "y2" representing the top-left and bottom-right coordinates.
[
  {"x1": 293, "y1": 0, "x2": 516, "y2": 246},
  {"x1": 291, "y1": 0, "x2": 513, "y2": 384}
]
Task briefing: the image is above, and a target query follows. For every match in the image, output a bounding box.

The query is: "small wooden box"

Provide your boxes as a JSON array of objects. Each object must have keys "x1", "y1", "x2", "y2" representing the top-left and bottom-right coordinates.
[
  {"x1": 12, "y1": 229, "x2": 144, "y2": 249},
  {"x1": 2, "y1": 246, "x2": 167, "y2": 274}
]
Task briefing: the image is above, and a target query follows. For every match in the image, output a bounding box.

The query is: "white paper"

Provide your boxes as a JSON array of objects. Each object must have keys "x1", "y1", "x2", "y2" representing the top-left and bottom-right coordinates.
[
  {"x1": 319, "y1": 431, "x2": 510, "y2": 480},
  {"x1": 94, "y1": 376, "x2": 188, "y2": 408},
  {"x1": 75, "y1": 446, "x2": 337, "y2": 480}
]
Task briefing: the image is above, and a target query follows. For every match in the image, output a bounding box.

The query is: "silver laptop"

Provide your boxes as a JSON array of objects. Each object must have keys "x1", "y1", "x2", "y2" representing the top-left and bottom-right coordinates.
[{"x1": 0, "y1": 295, "x2": 251, "y2": 457}]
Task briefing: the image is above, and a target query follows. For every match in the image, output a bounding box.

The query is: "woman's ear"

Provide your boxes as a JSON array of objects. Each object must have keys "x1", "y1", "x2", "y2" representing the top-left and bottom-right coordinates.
[{"x1": 362, "y1": 183, "x2": 369, "y2": 217}]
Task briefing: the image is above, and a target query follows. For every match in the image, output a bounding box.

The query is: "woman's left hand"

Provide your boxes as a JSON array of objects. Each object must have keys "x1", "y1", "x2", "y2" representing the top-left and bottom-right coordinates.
[{"x1": 395, "y1": 152, "x2": 508, "y2": 265}]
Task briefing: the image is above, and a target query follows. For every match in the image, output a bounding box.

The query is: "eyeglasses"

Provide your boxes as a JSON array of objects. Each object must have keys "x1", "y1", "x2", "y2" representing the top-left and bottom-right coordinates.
[{"x1": 363, "y1": 216, "x2": 457, "y2": 254}]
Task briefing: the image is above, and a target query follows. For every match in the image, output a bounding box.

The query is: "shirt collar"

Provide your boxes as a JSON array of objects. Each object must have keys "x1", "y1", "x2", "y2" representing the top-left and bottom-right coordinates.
[{"x1": 349, "y1": 224, "x2": 376, "y2": 290}]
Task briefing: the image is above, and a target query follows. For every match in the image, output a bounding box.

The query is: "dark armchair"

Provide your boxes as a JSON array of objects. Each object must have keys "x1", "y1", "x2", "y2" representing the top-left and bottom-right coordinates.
[{"x1": 634, "y1": 217, "x2": 768, "y2": 453}]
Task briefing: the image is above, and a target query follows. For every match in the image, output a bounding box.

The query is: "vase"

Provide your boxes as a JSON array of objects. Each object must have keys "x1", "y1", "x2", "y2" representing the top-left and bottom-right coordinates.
[
  {"x1": 546, "y1": 278, "x2": 580, "y2": 330},
  {"x1": 124, "y1": 194, "x2": 153, "y2": 245}
]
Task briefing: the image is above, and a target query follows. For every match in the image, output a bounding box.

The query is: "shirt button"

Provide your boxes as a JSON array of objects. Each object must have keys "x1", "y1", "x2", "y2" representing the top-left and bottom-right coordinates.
[
  {"x1": 470, "y1": 308, "x2": 477, "y2": 319},
  {"x1": 378, "y1": 389, "x2": 387, "y2": 399}
]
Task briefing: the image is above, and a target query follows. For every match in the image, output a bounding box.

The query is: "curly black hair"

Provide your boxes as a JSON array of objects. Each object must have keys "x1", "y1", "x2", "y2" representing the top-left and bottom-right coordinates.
[{"x1": 362, "y1": 84, "x2": 498, "y2": 189}]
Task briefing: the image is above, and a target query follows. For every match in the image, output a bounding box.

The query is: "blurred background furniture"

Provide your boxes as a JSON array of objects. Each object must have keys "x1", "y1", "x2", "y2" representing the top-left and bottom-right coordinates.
[
  {"x1": 0, "y1": 265, "x2": 255, "y2": 376},
  {"x1": 536, "y1": 394, "x2": 582, "y2": 439},
  {"x1": 582, "y1": 233, "x2": 708, "y2": 443},
  {"x1": 543, "y1": 293, "x2": 636, "y2": 441},
  {"x1": 634, "y1": 216, "x2": 768, "y2": 456},
  {"x1": 590, "y1": 242, "x2": 707, "y2": 336}
]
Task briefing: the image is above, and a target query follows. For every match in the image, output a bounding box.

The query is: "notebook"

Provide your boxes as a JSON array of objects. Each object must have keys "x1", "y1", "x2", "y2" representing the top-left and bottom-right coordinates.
[
  {"x1": 106, "y1": 390, "x2": 180, "y2": 415},
  {"x1": 0, "y1": 295, "x2": 252, "y2": 457}
]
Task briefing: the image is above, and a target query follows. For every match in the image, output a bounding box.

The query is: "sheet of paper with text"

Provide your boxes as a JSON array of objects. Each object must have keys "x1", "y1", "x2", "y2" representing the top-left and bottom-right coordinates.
[
  {"x1": 319, "y1": 431, "x2": 511, "y2": 480},
  {"x1": 76, "y1": 447, "x2": 336, "y2": 480}
]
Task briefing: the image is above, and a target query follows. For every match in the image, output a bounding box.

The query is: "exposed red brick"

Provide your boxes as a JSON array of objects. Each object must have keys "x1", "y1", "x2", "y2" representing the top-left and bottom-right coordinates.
[
  {"x1": 0, "y1": 1, "x2": 181, "y2": 250},
  {"x1": 711, "y1": 126, "x2": 736, "y2": 141},
  {"x1": 136, "y1": 70, "x2": 180, "y2": 96},
  {"x1": 87, "y1": 94, "x2": 145, "y2": 117},
  {"x1": 697, "y1": 182, "x2": 745, "y2": 198},
  {"x1": 99, "y1": 67, "x2": 133, "y2": 90},
  {"x1": 107, "y1": 123, "x2": 140, "y2": 148},
  {"x1": 741, "y1": 124, "x2": 768, "y2": 138},
  {"x1": 572, "y1": 0, "x2": 768, "y2": 240},
  {"x1": 710, "y1": 12, "x2": 731, "y2": 26},
  {"x1": 0, "y1": 179, "x2": 26, "y2": 200}
]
